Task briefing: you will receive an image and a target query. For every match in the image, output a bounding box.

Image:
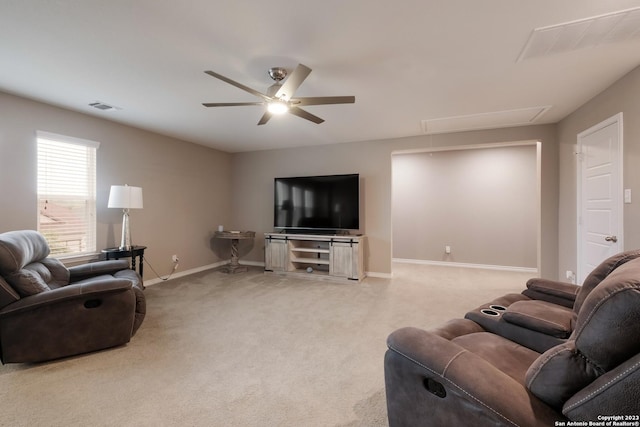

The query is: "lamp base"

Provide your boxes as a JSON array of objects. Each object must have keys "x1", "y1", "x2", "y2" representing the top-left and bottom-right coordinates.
[{"x1": 120, "y1": 209, "x2": 132, "y2": 251}]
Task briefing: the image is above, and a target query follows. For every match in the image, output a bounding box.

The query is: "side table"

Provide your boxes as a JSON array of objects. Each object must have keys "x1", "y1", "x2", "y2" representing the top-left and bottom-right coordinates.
[
  {"x1": 102, "y1": 245, "x2": 147, "y2": 277},
  {"x1": 214, "y1": 231, "x2": 255, "y2": 273}
]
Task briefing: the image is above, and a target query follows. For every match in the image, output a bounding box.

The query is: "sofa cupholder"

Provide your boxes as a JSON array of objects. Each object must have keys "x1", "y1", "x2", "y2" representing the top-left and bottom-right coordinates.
[
  {"x1": 480, "y1": 308, "x2": 500, "y2": 317},
  {"x1": 489, "y1": 304, "x2": 507, "y2": 311}
]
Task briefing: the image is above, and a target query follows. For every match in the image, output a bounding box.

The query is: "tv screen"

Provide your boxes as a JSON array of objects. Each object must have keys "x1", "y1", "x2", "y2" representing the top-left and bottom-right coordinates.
[{"x1": 274, "y1": 174, "x2": 360, "y2": 231}]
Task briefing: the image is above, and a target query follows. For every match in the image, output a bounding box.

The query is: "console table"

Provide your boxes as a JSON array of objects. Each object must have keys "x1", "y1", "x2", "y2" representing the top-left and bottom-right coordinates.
[
  {"x1": 214, "y1": 231, "x2": 255, "y2": 273},
  {"x1": 102, "y1": 245, "x2": 147, "y2": 277}
]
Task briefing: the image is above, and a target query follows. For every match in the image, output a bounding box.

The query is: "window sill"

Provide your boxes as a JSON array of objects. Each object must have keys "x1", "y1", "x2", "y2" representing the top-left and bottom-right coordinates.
[{"x1": 56, "y1": 252, "x2": 100, "y2": 267}]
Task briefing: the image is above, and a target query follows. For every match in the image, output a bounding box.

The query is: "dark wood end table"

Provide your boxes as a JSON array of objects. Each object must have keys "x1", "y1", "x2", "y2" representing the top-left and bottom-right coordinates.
[{"x1": 102, "y1": 245, "x2": 147, "y2": 277}]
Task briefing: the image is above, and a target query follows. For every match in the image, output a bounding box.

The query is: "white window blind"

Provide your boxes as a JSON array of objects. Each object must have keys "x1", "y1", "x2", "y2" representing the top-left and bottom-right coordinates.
[{"x1": 37, "y1": 132, "x2": 100, "y2": 257}]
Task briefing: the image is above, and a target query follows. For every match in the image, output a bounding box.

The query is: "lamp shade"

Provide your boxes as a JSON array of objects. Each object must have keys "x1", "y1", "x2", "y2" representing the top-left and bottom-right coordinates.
[{"x1": 108, "y1": 185, "x2": 143, "y2": 209}]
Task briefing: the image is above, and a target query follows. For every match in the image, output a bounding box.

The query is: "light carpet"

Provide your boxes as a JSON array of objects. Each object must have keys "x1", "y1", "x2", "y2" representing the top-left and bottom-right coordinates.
[{"x1": 0, "y1": 263, "x2": 532, "y2": 426}]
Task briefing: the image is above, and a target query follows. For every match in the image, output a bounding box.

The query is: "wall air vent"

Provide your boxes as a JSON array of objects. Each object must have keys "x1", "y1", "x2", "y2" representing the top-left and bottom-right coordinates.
[
  {"x1": 89, "y1": 101, "x2": 120, "y2": 111},
  {"x1": 518, "y1": 7, "x2": 640, "y2": 62}
]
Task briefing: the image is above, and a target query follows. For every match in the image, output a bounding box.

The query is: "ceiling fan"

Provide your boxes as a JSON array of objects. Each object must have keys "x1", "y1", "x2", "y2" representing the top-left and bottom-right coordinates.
[{"x1": 202, "y1": 64, "x2": 355, "y2": 125}]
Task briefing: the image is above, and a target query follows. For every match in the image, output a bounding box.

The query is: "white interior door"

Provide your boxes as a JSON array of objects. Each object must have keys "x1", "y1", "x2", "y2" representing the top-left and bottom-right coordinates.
[{"x1": 577, "y1": 113, "x2": 623, "y2": 284}]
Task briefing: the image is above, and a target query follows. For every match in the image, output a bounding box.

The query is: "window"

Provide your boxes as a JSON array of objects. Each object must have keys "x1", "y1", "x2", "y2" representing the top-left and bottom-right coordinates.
[{"x1": 37, "y1": 131, "x2": 100, "y2": 257}]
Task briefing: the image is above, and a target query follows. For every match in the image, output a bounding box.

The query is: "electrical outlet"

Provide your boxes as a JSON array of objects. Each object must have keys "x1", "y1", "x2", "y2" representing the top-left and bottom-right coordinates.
[
  {"x1": 172, "y1": 254, "x2": 179, "y2": 263},
  {"x1": 445, "y1": 245, "x2": 451, "y2": 254},
  {"x1": 565, "y1": 270, "x2": 575, "y2": 284}
]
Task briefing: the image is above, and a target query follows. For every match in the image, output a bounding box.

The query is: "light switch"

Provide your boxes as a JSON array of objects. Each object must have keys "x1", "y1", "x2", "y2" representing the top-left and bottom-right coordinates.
[{"x1": 624, "y1": 189, "x2": 632, "y2": 204}]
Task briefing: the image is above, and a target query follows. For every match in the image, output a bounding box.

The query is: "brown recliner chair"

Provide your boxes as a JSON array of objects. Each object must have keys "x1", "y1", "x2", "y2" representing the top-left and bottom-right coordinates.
[
  {"x1": 0, "y1": 230, "x2": 146, "y2": 363},
  {"x1": 464, "y1": 249, "x2": 640, "y2": 352},
  {"x1": 385, "y1": 254, "x2": 640, "y2": 426}
]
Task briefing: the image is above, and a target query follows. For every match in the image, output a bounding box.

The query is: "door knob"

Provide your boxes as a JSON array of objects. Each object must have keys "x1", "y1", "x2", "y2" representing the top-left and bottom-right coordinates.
[{"x1": 605, "y1": 235, "x2": 618, "y2": 243}]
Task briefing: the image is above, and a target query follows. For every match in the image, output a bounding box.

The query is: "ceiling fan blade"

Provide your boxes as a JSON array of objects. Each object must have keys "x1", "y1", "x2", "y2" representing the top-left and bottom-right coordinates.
[
  {"x1": 202, "y1": 102, "x2": 264, "y2": 107},
  {"x1": 288, "y1": 106, "x2": 324, "y2": 124},
  {"x1": 275, "y1": 64, "x2": 312, "y2": 100},
  {"x1": 257, "y1": 111, "x2": 272, "y2": 126},
  {"x1": 204, "y1": 70, "x2": 271, "y2": 101},
  {"x1": 290, "y1": 96, "x2": 355, "y2": 106}
]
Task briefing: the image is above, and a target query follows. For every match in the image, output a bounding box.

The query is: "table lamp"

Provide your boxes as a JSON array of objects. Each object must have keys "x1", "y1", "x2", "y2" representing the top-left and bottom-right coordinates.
[{"x1": 108, "y1": 184, "x2": 143, "y2": 250}]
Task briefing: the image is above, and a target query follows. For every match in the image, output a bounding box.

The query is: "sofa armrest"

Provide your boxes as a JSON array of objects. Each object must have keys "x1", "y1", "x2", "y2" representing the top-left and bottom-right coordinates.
[
  {"x1": 385, "y1": 327, "x2": 564, "y2": 427},
  {"x1": 0, "y1": 276, "x2": 20, "y2": 309},
  {"x1": 502, "y1": 300, "x2": 574, "y2": 338},
  {"x1": 0, "y1": 277, "x2": 132, "y2": 317},
  {"x1": 68, "y1": 260, "x2": 130, "y2": 281},
  {"x1": 522, "y1": 278, "x2": 579, "y2": 308},
  {"x1": 428, "y1": 318, "x2": 486, "y2": 340}
]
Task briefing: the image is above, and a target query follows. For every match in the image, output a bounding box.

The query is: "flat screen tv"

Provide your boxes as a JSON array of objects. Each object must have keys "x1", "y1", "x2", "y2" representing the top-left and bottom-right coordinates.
[{"x1": 274, "y1": 174, "x2": 360, "y2": 232}]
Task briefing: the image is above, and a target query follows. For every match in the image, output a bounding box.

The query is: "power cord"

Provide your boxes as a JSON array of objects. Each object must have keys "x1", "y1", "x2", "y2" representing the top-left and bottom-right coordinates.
[{"x1": 142, "y1": 255, "x2": 179, "y2": 281}]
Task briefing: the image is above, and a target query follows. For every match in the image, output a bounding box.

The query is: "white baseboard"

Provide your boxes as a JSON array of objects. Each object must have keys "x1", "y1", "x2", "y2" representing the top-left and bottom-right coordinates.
[
  {"x1": 144, "y1": 259, "x2": 395, "y2": 284},
  {"x1": 365, "y1": 271, "x2": 393, "y2": 279},
  {"x1": 240, "y1": 260, "x2": 265, "y2": 267},
  {"x1": 144, "y1": 260, "x2": 229, "y2": 287},
  {"x1": 144, "y1": 258, "x2": 532, "y2": 287},
  {"x1": 393, "y1": 258, "x2": 538, "y2": 274}
]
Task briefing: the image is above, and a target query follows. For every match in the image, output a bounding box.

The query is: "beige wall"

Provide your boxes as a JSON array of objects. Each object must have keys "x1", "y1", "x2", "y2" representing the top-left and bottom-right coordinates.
[
  {"x1": 0, "y1": 91, "x2": 232, "y2": 280},
  {"x1": 392, "y1": 144, "x2": 538, "y2": 268},
  {"x1": 557, "y1": 65, "x2": 640, "y2": 279},
  {"x1": 231, "y1": 124, "x2": 558, "y2": 277}
]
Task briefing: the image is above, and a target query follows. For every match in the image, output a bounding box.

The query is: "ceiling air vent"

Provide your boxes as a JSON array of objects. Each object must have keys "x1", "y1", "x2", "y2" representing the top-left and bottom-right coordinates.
[
  {"x1": 518, "y1": 7, "x2": 640, "y2": 61},
  {"x1": 89, "y1": 101, "x2": 119, "y2": 111},
  {"x1": 421, "y1": 106, "x2": 551, "y2": 135}
]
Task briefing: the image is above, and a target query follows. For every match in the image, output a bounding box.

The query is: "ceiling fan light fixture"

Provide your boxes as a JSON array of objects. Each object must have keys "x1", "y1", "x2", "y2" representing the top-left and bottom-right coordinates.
[
  {"x1": 203, "y1": 63, "x2": 354, "y2": 125},
  {"x1": 267, "y1": 100, "x2": 289, "y2": 114}
]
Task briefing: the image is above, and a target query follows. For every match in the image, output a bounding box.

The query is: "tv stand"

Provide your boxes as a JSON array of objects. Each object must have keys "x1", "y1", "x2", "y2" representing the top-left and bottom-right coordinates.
[{"x1": 264, "y1": 232, "x2": 366, "y2": 282}]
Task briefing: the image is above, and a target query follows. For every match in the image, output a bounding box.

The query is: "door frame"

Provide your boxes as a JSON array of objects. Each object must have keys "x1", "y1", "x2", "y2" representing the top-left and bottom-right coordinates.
[{"x1": 576, "y1": 112, "x2": 624, "y2": 284}]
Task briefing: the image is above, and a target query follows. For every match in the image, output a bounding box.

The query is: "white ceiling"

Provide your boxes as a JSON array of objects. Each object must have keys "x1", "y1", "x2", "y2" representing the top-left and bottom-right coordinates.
[{"x1": 2, "y1": 1, "x2": 640, "y2": 153}]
